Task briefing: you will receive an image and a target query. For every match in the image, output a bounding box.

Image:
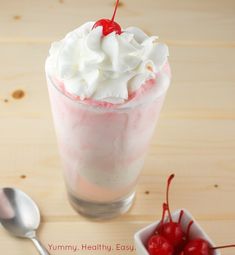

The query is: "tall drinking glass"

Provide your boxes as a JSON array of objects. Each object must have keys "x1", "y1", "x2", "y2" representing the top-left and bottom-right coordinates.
[{"x1": 46, "y1": 65, "x2": 170, "y2": 219}]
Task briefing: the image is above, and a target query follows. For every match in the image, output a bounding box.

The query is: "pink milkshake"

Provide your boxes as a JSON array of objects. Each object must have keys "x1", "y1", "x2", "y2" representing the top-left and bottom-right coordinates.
[{"x1": 46, "y1": 18, "x2": 170, "y2": 219}]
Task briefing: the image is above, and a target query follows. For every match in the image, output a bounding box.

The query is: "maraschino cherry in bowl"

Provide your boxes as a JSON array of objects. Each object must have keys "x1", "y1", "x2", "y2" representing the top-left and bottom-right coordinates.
[
  {"x1": 134, "y1": 174, "x2": 235, "y2": 255},
  {"x1": 134, "y1": 209, "x2": 219, "y2": 255}
]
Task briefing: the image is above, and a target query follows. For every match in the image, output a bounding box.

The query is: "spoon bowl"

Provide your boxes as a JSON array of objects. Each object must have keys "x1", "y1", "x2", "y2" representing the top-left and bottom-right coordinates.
[{"x1": 0, "y1": 187, "x2": 49, "y2": 255}]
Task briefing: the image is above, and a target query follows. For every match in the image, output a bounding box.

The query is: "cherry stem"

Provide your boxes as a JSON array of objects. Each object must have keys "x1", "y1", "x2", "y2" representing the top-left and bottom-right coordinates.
[
  {"x1": 159, "y1": 203, "x2": 168, "y2": 232},
  {"x1": 166, "y1": 174, "x2": 175, "y2": 222},
  {"x1": 211, "y1": 245, "x2": 235, "y2": 250},
  {"x1": 178, "y1": 210, "x2": 184, "y2": 224},
  {"x1": 186, "y1": 221, "x2": 194, "y2": 240},
  {"x1": 111, "y1": 0, "x2": 119, "y2": 22}
]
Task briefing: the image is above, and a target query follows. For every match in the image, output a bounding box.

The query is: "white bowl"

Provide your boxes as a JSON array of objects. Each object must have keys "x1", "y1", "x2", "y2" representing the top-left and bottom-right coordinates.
[{"x1": 134, "y1": 209, "x2": 220, "y2": 255}]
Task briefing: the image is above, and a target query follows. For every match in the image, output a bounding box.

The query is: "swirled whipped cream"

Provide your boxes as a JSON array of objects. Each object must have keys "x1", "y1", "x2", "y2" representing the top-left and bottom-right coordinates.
[{"x1": 46, "y1": 22, "x2": 169, "y2": 104}]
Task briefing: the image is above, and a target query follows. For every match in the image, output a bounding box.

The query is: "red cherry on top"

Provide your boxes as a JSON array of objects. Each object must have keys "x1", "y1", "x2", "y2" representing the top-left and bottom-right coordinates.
[
  {"x1": 148, "y1": 235, "x2": 174, "y2": 255},
  {"x1": 93, "y1": 0, "x2": 122, "y2": 36},
  {"x1": 93, "y1": 19, "x2": 121, "y2": 36}
]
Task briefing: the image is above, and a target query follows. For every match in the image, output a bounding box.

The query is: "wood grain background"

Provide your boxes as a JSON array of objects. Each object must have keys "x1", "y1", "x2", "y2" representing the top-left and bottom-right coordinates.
[{"x1": 0, "y1": 0, "x2": 235, "y2": 254}]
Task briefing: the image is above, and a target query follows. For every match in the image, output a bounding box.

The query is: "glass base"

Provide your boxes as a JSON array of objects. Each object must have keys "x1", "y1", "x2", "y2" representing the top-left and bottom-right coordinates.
[{"x1": 68, "y1": 191, "x2": 135, "y2": 220}]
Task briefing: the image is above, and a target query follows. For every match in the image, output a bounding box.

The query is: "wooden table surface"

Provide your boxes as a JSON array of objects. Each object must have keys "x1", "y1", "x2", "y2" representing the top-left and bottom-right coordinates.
[{"x1": 0, "y1": 0, "x2": 235, "y2": 254}]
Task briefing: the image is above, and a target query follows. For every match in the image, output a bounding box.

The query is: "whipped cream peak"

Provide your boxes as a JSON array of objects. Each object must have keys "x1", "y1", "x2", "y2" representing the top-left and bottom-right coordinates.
[{"x1": 46, "y1": 22, "x2": 169, "y2": 104}]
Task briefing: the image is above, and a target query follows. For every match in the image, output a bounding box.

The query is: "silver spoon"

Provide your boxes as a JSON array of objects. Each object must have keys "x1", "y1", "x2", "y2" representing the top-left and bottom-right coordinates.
[{"x1": 0, "y1": 187, "x2": 50, "y2": 255}]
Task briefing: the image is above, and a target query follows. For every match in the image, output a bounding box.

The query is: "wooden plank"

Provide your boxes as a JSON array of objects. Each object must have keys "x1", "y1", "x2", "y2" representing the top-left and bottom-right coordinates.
[{"x1": 0, "y1": 0, "x2": 235, "y2": 44}]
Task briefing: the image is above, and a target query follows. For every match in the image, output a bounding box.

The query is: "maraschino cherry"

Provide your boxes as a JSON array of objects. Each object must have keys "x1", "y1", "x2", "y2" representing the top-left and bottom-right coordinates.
[
  {"x1": 146, "y1": 174, "x2": 235, "y2": 255},
  {"x1": 156, "y1": 174, "x2": 185, "y2": 248},
  {"x1": 148, "y1": 235, "x2": 174, "y2": 255},
  {"x1": 178, "y1": 219, "x2": 235, "y2": 255},
  {"x1": 147, "y1": 174, "x2": 187, "y2": 255},
  {"x1": 176, "y1": 221, "x2": 194, "y2": 255},
  {"x1": 147, "y1": 203, "x2": 174, "y2": 255},
  {"x1": 93, "y1": 0, "x2": 121, "y2": 36},
  {"x1": 181, "y1": 236, "x2": 235, "y2": 255}
]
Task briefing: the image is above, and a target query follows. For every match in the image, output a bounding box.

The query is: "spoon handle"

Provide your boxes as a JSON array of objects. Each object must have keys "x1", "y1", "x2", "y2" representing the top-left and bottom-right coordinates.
[{"x1": 31, "y1": 237, "x2": 50, "y2": 255}]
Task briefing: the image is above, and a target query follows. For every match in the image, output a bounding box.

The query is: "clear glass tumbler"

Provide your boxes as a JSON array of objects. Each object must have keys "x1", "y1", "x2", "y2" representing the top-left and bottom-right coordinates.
[{"x1": 46, "y1": 67, "x2": 170, "y2": 219}]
